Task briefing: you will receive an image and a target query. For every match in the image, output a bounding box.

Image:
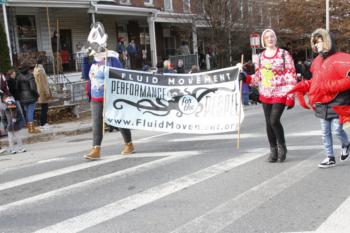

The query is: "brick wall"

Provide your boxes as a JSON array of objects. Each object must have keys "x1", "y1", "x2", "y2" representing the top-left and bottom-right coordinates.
[
  {"x1": 128, "y1": 0, "x2": 195, "y2": 14},
  {"x1": 172, "y1": 0, "x2": 183, "y2": 13}
]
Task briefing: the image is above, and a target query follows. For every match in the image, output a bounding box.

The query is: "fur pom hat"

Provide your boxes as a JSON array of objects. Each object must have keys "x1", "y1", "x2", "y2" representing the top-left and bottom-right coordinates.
[
  {"x1": 310, "y1": 28, "x2": 332, "y2": 53},
  {"x1": 261, "y1": 29, "x2": 277, "y2": 48}
]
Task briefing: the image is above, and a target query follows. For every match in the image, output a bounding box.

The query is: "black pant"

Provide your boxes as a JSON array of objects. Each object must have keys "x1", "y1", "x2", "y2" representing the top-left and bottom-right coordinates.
[
  {"x1": 262, "y1": 103, "x2": 286, "y2": 147},
  {"x1": 119, "y1": 128, "x2": 132, "y2": 144},
  {"x1": 40, "y1": 103, "x2": 49, "y2": 126}
]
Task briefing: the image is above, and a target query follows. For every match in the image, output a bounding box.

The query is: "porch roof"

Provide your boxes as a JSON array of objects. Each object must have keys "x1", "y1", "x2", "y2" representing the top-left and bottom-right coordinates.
[
  {"x1": 88, "y1": 2, "x2": 157, "y2": 17},
  {"x1": 6, "y1": 0, "x2": 90, "y2": 8},
  {"x1": 155, "y1": 12, "x2": 195, "y2": 24},
  {"x1": 155, "y1": 12, "x2": 209, "y2": 28}
]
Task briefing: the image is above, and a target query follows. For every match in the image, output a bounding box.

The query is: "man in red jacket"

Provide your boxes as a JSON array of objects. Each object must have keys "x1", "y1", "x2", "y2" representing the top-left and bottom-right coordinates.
[{"x1": 290, "y1": 28, "x2": 350, "y2": 168}]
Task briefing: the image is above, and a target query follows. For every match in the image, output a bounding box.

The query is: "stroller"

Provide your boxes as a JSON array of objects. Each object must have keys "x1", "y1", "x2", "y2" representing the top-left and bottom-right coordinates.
[{"x1": 2, "y1": 96, "x2": 26, "y2": 154}]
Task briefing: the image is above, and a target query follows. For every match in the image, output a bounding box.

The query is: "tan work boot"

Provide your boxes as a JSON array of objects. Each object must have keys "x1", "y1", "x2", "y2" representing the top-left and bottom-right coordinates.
[
  {"x1": 28, "y1": 122, "x2": 41, "y2": 134},
  {"x1": 121, "y1": 143, "x2": 135, "y2": 155},
  {"x1": 84, "y1": 146, "x2": 101, "y2": 160}
]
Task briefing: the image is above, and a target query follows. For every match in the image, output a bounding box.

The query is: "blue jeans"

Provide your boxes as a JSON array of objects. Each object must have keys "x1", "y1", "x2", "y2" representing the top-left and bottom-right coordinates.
[
  {"x1": 15, "y1": 101, "x2": 26, "y2": 129},
  {"x1": 242, "y1": 93, "x2": 249, "y2": 106},
  {"x1": 320, "y1": 118, "x2": 349, "y2": 157},
  {"x1": 23, "y1": 102, "x2": 36, "y2": 123}
]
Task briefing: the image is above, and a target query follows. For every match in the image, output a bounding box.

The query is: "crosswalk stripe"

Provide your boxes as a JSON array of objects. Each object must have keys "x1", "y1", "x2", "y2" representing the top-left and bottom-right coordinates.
[
  {"x1": 33, "y1": 150, "x2": 267, "y2": 233},
  {"x1": 241, "y1": 145, "x2": 326, "y2": 154},
  {"x1": 0, "y1": 131, "x2": 174, "y2": 176},
  {"x1": 0, "y1": 151, "x2": 196, "y2": 192},
  {"x1": 0, "y1": 151, "x2": 200, "y2": 213},
  {"x1": 315, "y1": 196, "x2": 350, "y2": 233},
  {"x1": 170, "y1": 153, "x2": 321, "y2": 233},
  {"x1": 283, "y1": 197, "x2": 350, "y2": 233},
  {"x1": 171, "y1": 131, "x2": 323, "y2": 142}
]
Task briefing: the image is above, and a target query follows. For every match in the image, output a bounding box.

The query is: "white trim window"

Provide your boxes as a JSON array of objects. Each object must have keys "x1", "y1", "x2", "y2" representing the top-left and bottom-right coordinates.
[
  {"x1": 119, "y1": 0, "x2": 131, "y2": 5},
  {"x1": 164, "y1": 0, "x2": 173, "y2": 11},
  {"x1": 16, "y1": 15, "x2": 38, "y2": 53},
  {"x1": 183, "y1": 0, "x2": 190, "y2": 13},
  {"x1": 144, "y1": 0, "x2": 153, "y2": 6}
]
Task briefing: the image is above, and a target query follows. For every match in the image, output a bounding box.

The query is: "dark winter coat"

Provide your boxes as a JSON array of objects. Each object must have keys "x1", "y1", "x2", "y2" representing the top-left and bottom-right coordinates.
[
  {"x1": 17, "y1": 72, "x2": 39, "y2": 104},
  {"x1": 7, "y1": 77, "x2": 20, "y2": 100}
]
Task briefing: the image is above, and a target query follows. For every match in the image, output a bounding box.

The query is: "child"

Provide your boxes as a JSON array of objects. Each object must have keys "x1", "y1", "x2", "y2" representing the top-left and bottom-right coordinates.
[{"x1": 2, "y1": 96, "x2": 26, "y2": 154}]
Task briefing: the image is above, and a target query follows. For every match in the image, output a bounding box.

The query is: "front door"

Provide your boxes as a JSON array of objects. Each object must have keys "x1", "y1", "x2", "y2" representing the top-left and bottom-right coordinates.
[{"x1": 59, "y1": 29, "x2": 72, "y2": 71}]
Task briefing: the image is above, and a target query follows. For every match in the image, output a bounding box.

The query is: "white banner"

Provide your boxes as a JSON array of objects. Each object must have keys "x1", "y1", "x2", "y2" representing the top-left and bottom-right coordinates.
[{"x1": 104, "y1": 66, "x2": 244, "y2": 134}]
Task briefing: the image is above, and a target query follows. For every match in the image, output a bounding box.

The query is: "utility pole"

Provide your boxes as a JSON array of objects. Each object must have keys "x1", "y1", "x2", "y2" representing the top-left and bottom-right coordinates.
[
  {"x1": 2, "y1": 1, "x2": 13, "y2": 65},
  {"x1": 326, "y1": 0, "x2": 329, "y2": 31},
  {"x1": 228, "y1": 0, "x2": 233, "y2": 66}
]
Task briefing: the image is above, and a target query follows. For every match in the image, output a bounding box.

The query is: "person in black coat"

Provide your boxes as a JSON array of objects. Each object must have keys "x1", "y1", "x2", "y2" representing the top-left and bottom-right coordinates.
[{"x1": 16, "y1": 62, "x2": 40, "y2": 133}]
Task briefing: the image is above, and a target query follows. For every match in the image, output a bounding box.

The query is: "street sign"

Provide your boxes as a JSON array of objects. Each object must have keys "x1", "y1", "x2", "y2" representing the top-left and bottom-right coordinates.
[{"x1": 250, "y1": 33, "x2": 260, "y2": 48}]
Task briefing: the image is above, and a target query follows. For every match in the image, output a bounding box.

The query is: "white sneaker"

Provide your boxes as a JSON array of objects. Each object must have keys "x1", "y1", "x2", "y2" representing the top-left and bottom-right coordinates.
[
  {"x1": 9, "y1": 149, "x2": 16, "y2": 154},
  {"x1": 318, "y1": 157, "x2": 336, "y2": 168},
  {"x1": 17, "y1": 147, "x2": 26, "y2": 153},
  {"x1": 340, "y1": 144, "x2": 350, "y2": 162},
  {"x1": 40, "y1": 123, "x2": 51, "y2": 130},
  {"x1": 0, "y1": 148, "x2": 6, "y2": 154}
]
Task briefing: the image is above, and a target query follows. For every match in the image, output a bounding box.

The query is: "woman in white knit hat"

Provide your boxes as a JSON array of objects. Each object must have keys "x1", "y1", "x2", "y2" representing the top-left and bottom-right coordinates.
[{"x1": 245, "y1": 29, "x2": 297, "y2": 163}]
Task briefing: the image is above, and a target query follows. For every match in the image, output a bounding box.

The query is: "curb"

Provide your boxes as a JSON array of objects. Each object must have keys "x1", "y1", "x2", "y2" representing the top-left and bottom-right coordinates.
[
  {"x1": 0, "y1": 125, "x2": 92, "y2": 146},
  {"x1": 24, "y1": 126, "x2": 93, "y2": 144}
]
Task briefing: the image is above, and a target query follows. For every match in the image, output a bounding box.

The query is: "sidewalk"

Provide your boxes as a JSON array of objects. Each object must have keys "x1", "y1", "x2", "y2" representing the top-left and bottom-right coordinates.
[{"x1": 0, "y1": 114, "x2": 92, "y2": 146}]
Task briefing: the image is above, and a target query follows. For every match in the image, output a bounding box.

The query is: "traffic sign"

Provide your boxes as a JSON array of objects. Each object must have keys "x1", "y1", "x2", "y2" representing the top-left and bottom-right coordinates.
[{"x1": 250, "y1": 33, "x2": 260, "y2": 48}]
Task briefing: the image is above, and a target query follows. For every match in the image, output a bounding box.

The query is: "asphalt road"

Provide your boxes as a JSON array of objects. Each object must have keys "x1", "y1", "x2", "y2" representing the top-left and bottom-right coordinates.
[{"x1": 0, "y1": 104, "x2": 350, "y2": 233}]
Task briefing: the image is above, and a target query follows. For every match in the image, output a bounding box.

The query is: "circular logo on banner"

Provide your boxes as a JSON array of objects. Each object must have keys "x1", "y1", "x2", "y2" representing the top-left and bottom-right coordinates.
[{"x1": 178, "y1": 95, "x2": 199, "y2": 115}]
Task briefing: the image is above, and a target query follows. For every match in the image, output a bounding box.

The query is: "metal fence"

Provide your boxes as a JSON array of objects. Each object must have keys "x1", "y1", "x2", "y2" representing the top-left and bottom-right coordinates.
[
  {"x1": 66, "y1": 81, "x2": 89, "y2": 103},
  {"x1": 169, "y1": 54, "x2": 198, "y2": 71},
  {"x1": 47, "y1": 79, "x2": 89, "y2": 112}
]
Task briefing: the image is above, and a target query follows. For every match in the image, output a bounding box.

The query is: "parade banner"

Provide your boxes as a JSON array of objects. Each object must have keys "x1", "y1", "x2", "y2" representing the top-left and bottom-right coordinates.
[{"x1": 104, "y1": 66, "x2": 243, "y2": 134}]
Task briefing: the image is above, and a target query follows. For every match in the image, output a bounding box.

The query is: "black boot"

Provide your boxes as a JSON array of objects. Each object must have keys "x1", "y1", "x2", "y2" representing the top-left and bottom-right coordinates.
[
  {"x1": 277, "y1": 144, "x2": 287, "y2": 162},
  {"x1": 267, "y1": 147, "x2": 278, "y2": 163}
]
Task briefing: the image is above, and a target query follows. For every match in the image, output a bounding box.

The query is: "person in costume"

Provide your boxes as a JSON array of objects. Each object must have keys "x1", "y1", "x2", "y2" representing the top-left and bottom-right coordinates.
[
  {"x1": 84, "y1": 22, "x2": 135, "y2": 160},
  {"x1": 289, "y1": 28, "x2": 350, "y2": 168},
  {"x1": 244, "y1": 29, "x2": 297, "y2": 163}
]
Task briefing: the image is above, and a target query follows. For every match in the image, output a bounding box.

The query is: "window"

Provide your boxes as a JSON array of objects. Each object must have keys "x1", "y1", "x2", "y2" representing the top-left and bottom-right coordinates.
[
  {"x1": 144, "y1": 0, "x2": 153, "y2": 5},
  {"x1": 119, "y1": 0, "x2": 130, "y2": 5},
  {"x1": 248, "y1": 2, "x2": 252, "y2": 16},
  {"x1": 164, "y1": 0, "x2": 173, "y2": 11},
  {"x1": 16, "y1": 15, "x2": 37, "y2": 53},
  {"x1": 240, "y1": 0, "x2": 243, "y2": 19},
  {"x1": 183, "y1": 0, "x2": 190, "y2": 13}
]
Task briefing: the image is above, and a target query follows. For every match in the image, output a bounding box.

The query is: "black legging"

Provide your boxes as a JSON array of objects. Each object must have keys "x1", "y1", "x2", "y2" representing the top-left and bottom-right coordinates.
[
  {"x1": 119, "y1": 128, "x2": 132, "y2": 144},
  {"x1": 262, "y1": 103, "x2": 286, "y2": 147},
  {"x1": 40, "y1": 103, "x2": 49, "y2": 126}
]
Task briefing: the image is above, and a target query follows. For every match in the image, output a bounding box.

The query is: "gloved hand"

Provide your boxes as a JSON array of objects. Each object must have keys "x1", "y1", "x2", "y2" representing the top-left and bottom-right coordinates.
[
  {"x1": 236, "y1": 63, "x2": 243, "y2": 72},
  {"x1": 239, "y1": 72, "x2": 246, "y2": 82}
]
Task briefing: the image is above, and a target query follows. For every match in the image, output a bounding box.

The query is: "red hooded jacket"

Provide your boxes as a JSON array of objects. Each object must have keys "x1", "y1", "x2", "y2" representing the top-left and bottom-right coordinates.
[{"x1": 289, "y1": 52, "x2": 350, "y2": 123}]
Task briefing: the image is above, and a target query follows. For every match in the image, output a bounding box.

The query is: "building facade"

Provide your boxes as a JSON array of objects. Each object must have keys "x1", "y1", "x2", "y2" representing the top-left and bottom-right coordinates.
[
  {"x1": 1, "y1": 0, "x2": 283, "y2": 72},
  {"x1": 1, "y1": 0, "x2": 205, "y2": 71}
]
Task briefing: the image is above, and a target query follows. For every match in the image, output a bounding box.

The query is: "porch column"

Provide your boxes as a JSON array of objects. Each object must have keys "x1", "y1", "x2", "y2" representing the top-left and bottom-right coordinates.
[
  {"x1": 91, "y1": 13, "x2": 95, "y2": 24},
  {"x1": 192, "y1": 20, "x2": 198, "y2": 65},
  {"x1": 147, "y1": 15, "x2": 157, "y2": 68},
  {"x1": 2, "y1": 3, "x2": 13, "y2": 65}
]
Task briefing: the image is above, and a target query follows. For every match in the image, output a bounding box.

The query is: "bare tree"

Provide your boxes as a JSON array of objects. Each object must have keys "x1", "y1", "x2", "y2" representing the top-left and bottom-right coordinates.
[
  {"x1": 276, "y1": 0, "x2": 350, "y2": 52},
  {"x1": 192, "y1": 0, "x2": 255, "y2": 67}
]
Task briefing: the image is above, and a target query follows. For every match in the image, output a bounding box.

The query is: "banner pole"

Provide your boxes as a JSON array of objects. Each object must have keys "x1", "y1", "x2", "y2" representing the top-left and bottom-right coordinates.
[
  {"x1": 56, "y1": 19, "x2": 60, "y2": 76},
  {"x1": 236, "y1": 54, "x2": 244, "y2": 149},
  {"x1": 102, "y1": 49, "x2": 108, "y2": 136}
]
